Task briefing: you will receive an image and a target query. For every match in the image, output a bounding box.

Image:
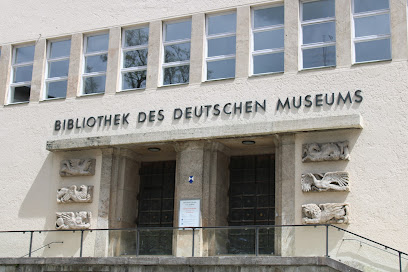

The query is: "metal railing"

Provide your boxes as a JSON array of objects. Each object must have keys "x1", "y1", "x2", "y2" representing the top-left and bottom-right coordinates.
[{"x1": 0, "y1": 224, "x2": 406, "y2": 271}]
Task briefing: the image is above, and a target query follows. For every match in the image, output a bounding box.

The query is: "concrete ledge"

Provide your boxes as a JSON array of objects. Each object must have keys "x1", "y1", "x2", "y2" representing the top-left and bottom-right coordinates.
[
  {"x1": 0, "y1": 257, "x2": 361, "y2": 272},
  {"x1": 46, "y1": 114, "x2": 363, "y2": 151}
]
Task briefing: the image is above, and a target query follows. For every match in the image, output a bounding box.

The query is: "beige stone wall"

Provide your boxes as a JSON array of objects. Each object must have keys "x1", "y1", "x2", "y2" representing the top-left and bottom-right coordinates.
[{"x1": 0, "y1": 0, "x2": 407, "y2": 269}]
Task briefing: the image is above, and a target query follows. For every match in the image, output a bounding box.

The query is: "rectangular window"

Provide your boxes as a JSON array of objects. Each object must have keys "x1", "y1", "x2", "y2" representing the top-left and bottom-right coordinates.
[
  {"x1": 301, "y1": 0, "x2": 336, "y2": 69},
  {"x1": 162, "y1": 20, "x2": 191, "y2": 86},
  {"x1": 252, "y1": 5, "x2": 284, "y2": 75},
  {"x1": 121, "y1": 26, "x2": 149, "y2": 91},
  {"x1": 206, "y1": 12, "x2": 236, "y2": 80},
  {"x1": 45, "y1": 39, "x2": 71, "y2": 99},
  {"x1": 82, "y1": 33, "x2": 109, "y2": 94},
  {"x1": 353, "y1": 0, "x2": 391, "y2": 63},
  {"x1": 9, "y1": 44, "x2": 35, "y2": 103}
]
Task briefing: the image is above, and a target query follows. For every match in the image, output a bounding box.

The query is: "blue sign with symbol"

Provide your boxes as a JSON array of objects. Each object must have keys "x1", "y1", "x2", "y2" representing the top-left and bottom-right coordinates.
[{"x1": 188, "y1": 176, "x2": 194, "y2": 184}]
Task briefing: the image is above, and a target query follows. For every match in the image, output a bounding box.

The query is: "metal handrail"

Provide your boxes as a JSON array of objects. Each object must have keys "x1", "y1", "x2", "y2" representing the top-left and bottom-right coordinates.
[
  {"x1": 21, "y1": 241, "x2": 63, "y2": 258},
  {"x1": 0, "y1": 224, "x2": 406, "y2": 271}
]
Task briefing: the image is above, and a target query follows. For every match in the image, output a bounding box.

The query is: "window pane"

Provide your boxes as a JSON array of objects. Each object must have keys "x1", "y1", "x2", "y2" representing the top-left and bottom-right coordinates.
[
  {"x1": 303, "y1": 22, "x2": 336, "y2": 44},
  {"x1": 165, "y1": 21, "x2": 191, "y2": 41},
  {"x1": 254, "y1": 6, "x2": 284, "y2": 28},
  {"x1": 302, "y1": 0, "x2": 335, "y2": 21},
  {"x1": 47, "y1": 80, "x2": 67, "y2": 99},
  {"x1": 207, "y1": 59, "x2": 235, "y2": 80},
  {"x1": 124, "y1": 49, "x2": 148, "y2": 68},
  {"x1": 163, "y1": 65, "x2": 190, "y2": 85},
  {"x1": 208, "y1": 36, "x2": 236, "y2": 57},
  {"x1": 122, "y1": 70, "x2": 147, "y2": 89},
  {"x1": 355, "y1": 14, "x2": 390, "y2": 37},
  {"x1": 48, "y1": 60, "x2": 69, "y2": 78},
  {"x1": 85, "y1": 54, "x2": 108, "y2": 73},
  {"x1": 83, "y1": 75, "x2": 106, "y2": 94},
  {"x1": 124, "y1": 28, "x2": 149, "y2": 47},
  {"x1": 11, "y1": 85, "x2": 31, "y2": 103},
  {"x1": 86, "y1": 34, "x2": 109, "y2": 53},
  {"x1": 354, "y1": 0, "x2": 389, "y2": 13},
  {"x1": 355, "y1": 39, "x2": 391, "y2": 62},
  {"x1": 254, "y1": 29, "x2": 284, "y2": 50},
  {"x1": 303, "y1": 46, "x2": 336, "y2": 68},
  {"x1": 208, "y1": 13, "x2": 236, "y2": 35},
  {"x1": 164, "y1": 43, "x2": 190, "y2": 63},
  {"x1": 13, "y1": 65, "x2": 33, "y2": 83},
  {"x1": 15, "y1": 46, "x2": 35, "y2": 64},
  {"x1": 253, "y1": 52, "x2": 284, "y2": 74},
  {"x1": 50, "y1": 40, "x2": 71, "y2": 58}
]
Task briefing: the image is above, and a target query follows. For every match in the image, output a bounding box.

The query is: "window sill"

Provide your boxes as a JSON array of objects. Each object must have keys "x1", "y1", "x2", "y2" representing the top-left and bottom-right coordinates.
[
  {"x1": 4, "y1": 101, "x2": 30, "y2": 106},
  {"x1": 203, "y1": 77, "x2": 235, "y2": 83},
  {"x1": 158, "y1": 82, "x2": 189, "y2": 88},
  {"x1": 249, "y1": 71, "x2": 284, "y2": 78},
  {"x1": 299, "y1": 65, "x2": 336, "y2": 73},
  {"x1": 352, "y1": 58, "x2": 392, "y2": 67},
  {"x1": 40, "y1": 97, "x2": 66, "y2": 102},
  {"x1": 77, "y1": 92, "x2": 105, "y2": 98},
  {"x1": 117, "y1": 88, "x2": 146, "y2": 93}
]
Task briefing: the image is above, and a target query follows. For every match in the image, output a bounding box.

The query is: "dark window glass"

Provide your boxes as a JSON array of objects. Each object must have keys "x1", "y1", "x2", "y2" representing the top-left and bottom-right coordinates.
[
  {"x1": 124, "y1": 28, "x2": 149, "y2": 47},
  {"x1": 15, "y1": 46, "x2": 35, "y2": 64},
  {"x1": 124, "y1": 49, "x2": 148, "y2": 68},
  {"x1": 355, "y1": 39, "x2": 391, "y2": 62},
  {"x1": 208, "y1": 13, "x2": 236, "y2": 35},
  {"x1": 47, "y1": 81, "x2": 67, "y2": 99},
  {"x1": 48, "y1": 60, "x2": 69, "y2": 78},
  {"x1": 165, "y1": 21, "x2": 191, "y2": 41},
  {"x1": 302, "y1": 0, "x2": 335, "y2": 21},
  {"x1": 164, "y1": 43, "x2": 191, "y2": 62},
  {"x1": 207, "y1": 59, "x2": 235, "y2": 80},
  {"x1": 354, "y1": 0, "x2": 389, "y2": 13},
  {"x1": 254, "y1": 6, "x2": 284, "y2": 28},
  {"x1": 253, "y1": 53, "x2": 284, "y2": 74},
  {"x1": 303, "y1": 46, "x2": 336, "y2": 68},
  {"x1": 84, "y1": 75, "x2": 106, "y2": 94},
  {"x1": 208, "y1": 36, "x2": 236, "y2": 57},
  {"x1": 85, "y1": 54, "x2": 108, "y2": 73},
  {"x1": 163, "y1": 65, "x2": 190, "y2": 85},
  {"x1": 12, "y1": 85, "x2": 31, "y2": 103},
  {"x1": 86, "y1": 34, "x2": 109, "y2": 53},
  {"x1": 303, "y1": 22, "x2": 336, "y2": 44},
  {"x1": 122, "y1": 71, "x2": 146, "y2": 89},
  {"x1": 50, "y1": 40, "x2": 71, "y2": 58},
  {"x1": 355, "y1": 14, "x2": 390, "y2": 37},
  {"x1": 13, "y1": 65, "x2": 33, "y2": 83},
  {"x1": 254, "y1": 29, "x2": 284, "y2": 50}
]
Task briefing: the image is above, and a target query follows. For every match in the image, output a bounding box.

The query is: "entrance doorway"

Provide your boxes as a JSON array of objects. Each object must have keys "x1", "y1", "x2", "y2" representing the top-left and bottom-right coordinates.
[
  {"x1": 137, "y1": 161, "x2": 176, "y2": 255},
  {"x1": 228, "y1": 154, "x2": 275, "y2": 254}
]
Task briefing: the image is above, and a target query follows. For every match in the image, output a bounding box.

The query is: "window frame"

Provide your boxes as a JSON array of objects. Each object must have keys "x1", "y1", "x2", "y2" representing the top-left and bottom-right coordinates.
[
  {"x1": 205, "y1": 11, "x2": 237, "y2": 81},
  {"x1": 9, "y1": 43, "x2": 35, "y2": 104},
  {"x1": 161, "y1": 18, "x2": 192, "y2": 86},
  {"x1": 351, "y1": 0, "x2": 391, "y2": 64},
  {"x1": 120, "y1": 25, "x2": 149, "y2": 91},
  {"x1": 251, "y1": 4, "x2": 285, "y2": 76},
  {"x1": 44, "y1": 37, "x2": 71, "y2": 100},
  {"x1": 81, "y1": 32, "x2": 109, "y2": 95},
  {"x1": 300, "y1": 0, "x2": 336, "y2": 70}
]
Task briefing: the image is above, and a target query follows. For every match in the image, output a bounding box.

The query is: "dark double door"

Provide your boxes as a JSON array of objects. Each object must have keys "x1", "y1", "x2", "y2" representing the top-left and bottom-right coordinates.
[
  {"x1": 137, "y1": 161, "x2": 176, "y2": 255},
  {"x1": 228, "y1": 154, "x2": 275, "y2": 254}
]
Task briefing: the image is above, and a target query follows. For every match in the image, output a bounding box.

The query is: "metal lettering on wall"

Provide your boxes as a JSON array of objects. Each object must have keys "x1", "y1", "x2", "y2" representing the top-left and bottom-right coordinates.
[{"x1": 53, "y1": 90, "x2": 363, "y2": 132}]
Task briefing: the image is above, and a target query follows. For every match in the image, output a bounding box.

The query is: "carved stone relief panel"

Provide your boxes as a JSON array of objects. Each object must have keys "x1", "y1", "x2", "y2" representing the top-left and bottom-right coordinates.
[
  {"x1": 57, "y1": 185, "x2": 93, "y2": 203},
  {"x1": 301, "y1": 172, "x2": 349, "y2": 192},
  {"x1": 60, "y1": 159, "x2": 96, "y2": 177},
  {"x1": 302, "y1": 203, "x2": 350, "y2": 224},
  {"x1": 302, "y1": 141, "x2": 350, "y2": 162},
  {"x1": 55, "y1": 212, "x2": 92, "y2": 230}
]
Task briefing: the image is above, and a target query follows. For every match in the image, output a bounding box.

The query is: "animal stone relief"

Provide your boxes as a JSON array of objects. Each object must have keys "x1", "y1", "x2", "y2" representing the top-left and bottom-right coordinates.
[
  {"x1": 57, "y1": 185, "x2": 93, "y2": 203},
  {"x1": 60, "y1": 159, "x2": 96, "y2": 177},
  {"x1": 56, "y1": 212, "x2": 91, "y2": 230},
  {"x1": 302, "y1": 141, "x2": 350, "y2": 162},
  {"x1": 302, "y1": 203, "x2": 350, "y2": 224},
  {"x1": 301, "y1": 172, "x2": 349, "y2": 192}
]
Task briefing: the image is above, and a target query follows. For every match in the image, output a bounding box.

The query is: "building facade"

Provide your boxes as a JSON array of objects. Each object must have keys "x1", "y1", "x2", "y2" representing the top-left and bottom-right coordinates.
[{"x1": 0, "y1": 0, "x2": 407, "y2": 270}]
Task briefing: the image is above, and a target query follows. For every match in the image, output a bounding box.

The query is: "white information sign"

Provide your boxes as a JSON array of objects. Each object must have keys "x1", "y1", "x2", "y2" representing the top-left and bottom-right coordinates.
[{"x1": 179, "y1": 199, "x2": 201, "y2": 228}]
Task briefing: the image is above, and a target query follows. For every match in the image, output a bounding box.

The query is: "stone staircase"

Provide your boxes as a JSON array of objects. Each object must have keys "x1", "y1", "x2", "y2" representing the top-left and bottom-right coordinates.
[{"x1": 0, "y1": 256, "x2": 360, "y2": 272}]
